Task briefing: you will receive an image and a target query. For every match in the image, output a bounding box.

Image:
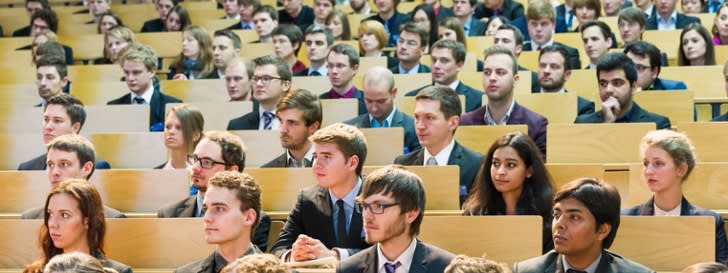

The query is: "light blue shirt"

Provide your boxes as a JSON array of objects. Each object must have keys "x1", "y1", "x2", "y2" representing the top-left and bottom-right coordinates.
[{"x1": 657, "y1": 10, "x2": 678, "y2": 30}]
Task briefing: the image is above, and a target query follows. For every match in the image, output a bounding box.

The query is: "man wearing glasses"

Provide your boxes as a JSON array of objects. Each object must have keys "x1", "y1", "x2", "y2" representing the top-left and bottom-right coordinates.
[
  {"x1": 227, "y1": 55, "x2": 291, "y2": 130},
  {"x1": 157, "y1": 131, "x2": 271, "y2": 251},
  {"x1": 271, "y1": 123, "x2": 370, "y2": 262},
  {"x1": 337, "y1": 165, "x2": 455, "y2": 272}
]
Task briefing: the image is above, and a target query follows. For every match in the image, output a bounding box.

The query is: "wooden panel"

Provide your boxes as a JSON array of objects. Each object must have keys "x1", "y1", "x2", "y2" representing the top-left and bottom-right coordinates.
[
  {"x1": 72, "y1": 81, "x2": 130, "y2": 105},
  {"x1": 137, "y1": 32, "x2": 184, "y2": 59},
  {"x1": 89, "y1": 132, "x2": 167, "y2": 169},
  {"x1": 554, "y1": 32, "x2": 587, "y2": 66},
  {"x1": 0, "y1": 105, "x2": 43, "y2": 134},
  {"x1": 360, "y1": 127, "x2": 404, "y2": 165},
  {"x1": 239, "y1": 43, "x2": 275, "y2": 59},
  {"x1": 547, "y1": 123, "x2": 654, "y2": 163},
  {"x1": 678, "y1": 122, "x2": 728, "y2": 162},
  {"x1": 89, "y1": 169, "x2": 189, "y2": 213},
  {"x1": 0, "y1": 171, "x2": 48, "y2": 212},
  {"x1": 514, "y1": 92, "x2": 578, "y2": 124},
  {"x1": 659, "y1": 66, "x2": 723, "y2": 99},
  {"x1": 166, "y1": 101, "x2": 254, "y2": 131},
  {"x1": 231, "y1": 29, "x2": 260, "y2": 44},
  {"x1": 0, "y1": 219, "x2": 41, "y2": 268},
  {"x1": 546, "y1": 163, "x2": 605, "y2": 190},
  {"x1": 84, "y1": 105, "x2": 151, "y2": 133},
  {"x1": 455, "y1": 125, "x2": 529, "y2": 154},
  {"x1": 291, "y1": 76, "x2": 332, "y2": 96},
  {"x1": 321, "y1": 98, "x2": 358, "y2": 126},
  {"x1": 160, "y1": 79, "x2": 230, "y2": 102},
  {"x1": 230, "y1": 130, "x2": 285, "y2": 168},
  {"x1": 60, "y1": 34, "x2": 104, "y2": 60},
  {"x1": 643, "y1": 30, "x2": 682, "y2": 63},
  {"x1": 393, "y1": 73, "x2": 432, "y2": 98},
  {"x1": 245, "y1": 167, "x2": 317, "y2": 212},
  {"x1": 0, "y1": 133, "x2": 46, "y2": 170},
  {"x1": 567, "y1": 69, "x2": 600, "y2": 103},
  {"x1": 633, "y1": 90, "x2": 695, "y2": 125}
]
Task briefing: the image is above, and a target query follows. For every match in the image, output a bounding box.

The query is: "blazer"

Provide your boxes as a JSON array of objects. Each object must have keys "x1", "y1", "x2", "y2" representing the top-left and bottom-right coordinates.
[
  {"x1": 523, "y1": 41, "x2": 581, "y2": 70},
  {"x1": 405, "y1": 82, "x2": 485, "y2": 113},
  {"x1": 203, "y1": 68, "x2": 222, "y2": 79},
  {"x1": 460, "y1": 102, "x2": 549, "y2": 157},
  {"x1": 270, "y1": 184, "x2": 370, "y2": 257},
  {"x1": 18, "y1": 153, "x2": 111, "y2": 170},
  {"x1": 529, "y1": 89, "x2": 595, "y2": 116},
  {"x1": 394, "y1": 141, "x2": 483, "y2": 204},
  {"x1": 388, "y1": 63, "x2": 432, "y2": 75},
  {"x1": 474, "y1": 0, "x2": 525, "y2": 21},
  {"x1": 278, "y1": 5, "x2": 315, "y2": 33},
  {"x1": 107, "y1": 89, "x2": 183, "y2": 131},
  {"x1": 320, "y1": 88, "x2": 368, "y2": 116},
  {"x1": 466, "y1": 18, "x2": 486, "y2": 37},
  {"x1": 646, "y1": 12, "x2": 700, "y2": 30},
  {"x1": 574, "y1": 102, "x2": 671, "y2": 129},
  {"x1": 622, "y1": 196, "x2": 728, "y2": 262},
  {"x1": 158, "y1": 195, "x2": 273, "y2": 251},
  {"x1": 513, "y1": 250, "x2": 654, "y2": 273},
  {"x1": 173, "y1": 246, "x2": 262, "y2": 273},
  {"x1": 227, "y1": 111, "x2": 260, "y2": 130},
  {"x1": 141, "y1": 18, "x2": 165, "y2": 32},
  {"x1": 16, "y1": 44, "x2": 75, "y2": 65},
  {"x1": 260, "y1": 152, "x2": 313, "y2": 168},
  {"x1": 22, "y1": 205, "x2": 126, "y2": 219},
  {"x1": 12, "y1": 25, "x2": 31, "y2": 37},
  {"x1": 344, "y1": 109, "x2": 421, "y2": 154},
  {"x1": 293, "y1": 68, "x2": 325, "y2": 76},
  {"x1": 337, "y1": 240, "x2": 455, "y2": 273},
  {"x1": 436, "y1": 6, "x2": 454, "y2": 21},
  {"x1": 647, "y1": 77, "x2": 688, "y2": 90}
]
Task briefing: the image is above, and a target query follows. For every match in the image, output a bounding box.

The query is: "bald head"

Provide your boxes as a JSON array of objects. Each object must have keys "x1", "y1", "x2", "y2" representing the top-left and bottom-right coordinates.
[
  {"x1": 363, "y1": 66, "x2": 395, "y2": 94},
  {"x1": 362, "y1": 67, "x2": 397, "y2": 121}
]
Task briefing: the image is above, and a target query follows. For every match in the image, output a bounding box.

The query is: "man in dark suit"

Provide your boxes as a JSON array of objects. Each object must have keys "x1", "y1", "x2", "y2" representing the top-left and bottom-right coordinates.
[
  {"x1": 452, "y1": 0, "x2": 485, "y2": 36},
  {"x1": 158, "y1": 131, "x2": 271, "y2": 251},
  {"x1": 395, "y1": 86, "x2": 483, "y2": 204},
  {"x1": 227, "y1": 55, "x2": 291, "y2": 130},
  {"x1": 581, "y1": 21, "x2": 614, "y2": 69},
  {"x1": 321, "y1": 44, "x2": 367, "y2": 115},
  {"x1": 645, "y1": 0, "x2": 699, "y2": 30},
  {"x1": 575, "y1": 52, "x2": 671, "y2": 129},
  {"x1": 107, "y1": 44, "x2": 182, "y2": 132},
  {"x1": 474, "y1": 0, "x2": 525, "y2": 22},
  {"x1": 248, "y1": 5, "x2": 279, "y2": 43},
  {"x1": 262, "y1": 89, "x2": 321, "y2": 168},
  {"x1": 173, "y1": 172, "x2": 264, "y2": 273},
  {"x1": 555, "y1": 0, "x2": 576, "y2": 31},
  {"x1": 295, "y1": 25, "x2": 333, "y2": 77},
  {"x1": 21, "y1": 134, "x2": 123, "y2": 219},
  {"x1": 364, "y1": 0, "x2": 410, "y2": 47},
  {"x1": 461, "y1": 47, "x2": 549, "y2": 157},
  {"x1": 524, "y1": 0, "x2": 581, "y2": 69},
  {"x1": 537, "y1": 45, "x2": 595, "y2": 116},
  {"x1": 389, "y1": 22, "x2": 431, "y2": 75},
  {"x1": 278, "y1": 0, "x2": 314, "y2": 33},
  {"x1": 513, "y1": 178, "x2": 654, "y2": 273},
  {"x1": 225, "y1": 57, "x2": 255, "y2": 102},
  {"x1": 225, "y1": 0, "x2": 259, "y2": 30},
  {"x1": 624, "y1": 41, "x2": 687, "y2": 91},
  {"x1": 88, "y1": 0, "x2": 111, "y2": 25},
  {"x1": 12, "y1": 0, "x2": 49, "y2": 37},
  {"x1": 19, "y1": 94, "x2": 112, "y2": 171},
  {"x1": 337, "y1": 165, "x2": 456, "y2": 273},
  {"x1": 346, "y1": 67, "x2": 420, "y2": 154},
  {"x1": 406, "y1": 39, "x2": 484, "y2": 112},
  {"x1": 271, "y1": 123, "x2": 371, "y2": 261},
  {"x1": 205, "y1": 30, "x2": 242, "y2": 79},
  {"x1": 32, "y1": 56, "x2": 68, "y2": 108},
  {"x1": 141, "y1": 0, "x2": 176, "y2": 32},
  {"x1": 494, "y1": 24, "x2": 540, "y2": 93}
]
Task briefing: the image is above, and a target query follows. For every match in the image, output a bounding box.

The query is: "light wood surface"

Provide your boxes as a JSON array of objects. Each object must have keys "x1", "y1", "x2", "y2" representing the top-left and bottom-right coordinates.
[{"x1": 547, "y1": 123, "x2": 654, "y2": 163}]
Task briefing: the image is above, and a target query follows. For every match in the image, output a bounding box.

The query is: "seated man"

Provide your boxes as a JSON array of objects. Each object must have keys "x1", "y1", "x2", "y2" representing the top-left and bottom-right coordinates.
[
  {"x1": 346, "y1": 67, "x2": 420, "y2": 154},
  {"x1": 107, "y1": 44, "x2": 182, "y2": 132},
  {"x1": 250, "y1": 5, "x2": 279, "y2": 43},
  {"x1": 88, "y1": 0, "x2": 111, "y2": 24},
  {"x1": 225, "y1": 57, "x2": 254, "y2": 102},
  {"x1": 337, "y1": 165, "x2": 456, "y2": 272},
  {"x1": 575, "y1": 52, "x2": 671, "y2": 129},
  {"x1": 322, "y1": 43, "x2": 367, "y2": 115},
  {"x1": 226, "y1": 0, "x2": 259, "y2": 29},
  {"x1": 19, "y1": 94, "x2": 111, "y2": 170},
  {"x1": 493, "y1": 24, "x2": 540, "y2": 93},
  {"x1": 222, "y1": 0, "x2": 241, "y2": 20},
  {"x1": 295, "y1": 25, "x2": 333, "y2": 76},
  {"x1": 271, "y1": 123, "x2": 371, "y2": 261},
  {"x1": 646, "y1": 0, "x2": 699, "y2": 30},
  {"x1": 22, "y1": 134, "x2": 123, "y2": 218},
  {"x1": 388, "y1": 22, "x2": 431, "y2": 75},
  {"x1": 16, "y1": 10, "x2": 74, "y2": 65},
  {"x1": 158, "y1": 131, "x2": 271, "y2": 251},
  {"x1": 141, "y1": 0, "x2": 176, "y2": 32},
  {"x1": 513, "y1": 178, "x2": 654, "y2": 273},
  {"x1": 227, "y1": 55, "x2": 291, "y2": 130},
  {"x1": 364, "y1": 0, "x2": 409, "y2": 47},
  {"x1": 524, "y1": 0, "x2": 581, "y2": 69},
  {"x1": 537, "y1": 45, "x2": 595, "y2": 116},
  {"x1": 453, "y1": 0, "x2": 485, "y2": 36},
  {"x1": 474, "y1": 0, "x2": 524, "y2": 22},
  {"x1": 174, "y1": 171, "x2": 263, "y2": 272},
  {"x1": 262, "y1": 89, "x2": 321, "y2": 168},
  {"x1": 33, "y1": 56, "x2": 68, "y2": 107},
  {"x1": 12, "y1": 0, "x2": 49, "y2": 37},
  {"x1": 624, "y1": 41, "x2": 687, "y2": 90},
  {"x1": 206, "y1": 30, "x2": 242, "y2": 79},
  {"x1": 278, "y1": 0, "x2": 314, "y2": 33},
  {"x1": 580, "y1": 20, "x2": 613, "y2": 69},
  {"x1": 395, "y1": 86, "x2": 483, "y2": 204}
]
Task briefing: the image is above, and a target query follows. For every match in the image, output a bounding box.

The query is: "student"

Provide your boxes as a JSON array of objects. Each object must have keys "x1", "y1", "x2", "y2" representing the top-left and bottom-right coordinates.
[
  {"x1": 537, "y1": 45, "x2": 595, "y2": 115},
  {"x1": 388, "y1": 22, "x2": 431, "y2": 75},
  {"x1": 141, "y1": 0, "x2": 177, "y2": 32},
  {"x1": 624, "y1": 41, "x2": 687, "y2": 90},
  {"x1": 278, "y1": 0, "x2": 314, "y2": 33},
  {"x1": 207, "y1": 30, "x2": 242, "y2": 79},
  {"x1": 227, "y1": 55, "x2": 291, "y2": 130},
  {"x1": 168, "y1": 25, "x2": 215, "y2": 80},
  {"x1": 678, "y1": 23, "x2": 716, "y2": 66},
  {"x1": 251, "y1": 5, "x2": 279, "y2": 43},
  {"x1": 645, "y1": 0, "x2": 700, "y2": 30},
  {"x1": 364, "y1": 0, "x2": 410, "y2": 47},
  {"x1": 226, "y1": 0, "x2": 260, "y2": 30},
  {"x1": 224, "y1": 57, "x2": 255, "y2": 102},
  {"x1": 261, "y1": 89, "x2": 321, "y2": 168},
  {"x1": 452, "y1": 0, "x2": 485, "y2": 36},
  {"x1": 156, "y1": 104, "x2": 204, "y2": 170},
  {"x1": 524, "y1": 0, "x2": 581, "y2": 69},
  {"x1": 580, "y1": 20, "x2": 613, "y2": 69},
  {"x1": 295, "y1": 24, "x2": 334, "y2": 76},
  {"x1": 321, "y1": 43, "x2": 367, "y2": 115},
  {"x1": 32, "y1": 56, "x2": 68, "y2": 108},
  {"x1": 12, "y1": 0, "x2": 51, "y2": 37},
  {"x1": 272, "y1": 24, "x2": 306, "y2": 75}
]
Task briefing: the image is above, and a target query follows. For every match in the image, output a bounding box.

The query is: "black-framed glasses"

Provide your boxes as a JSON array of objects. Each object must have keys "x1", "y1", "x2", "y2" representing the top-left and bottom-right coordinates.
[
  {"x1": 188, "y1": 154, "x2": 227, "y2": 169},
  {"x1": 252, "y1": 75, "x2": 282, "y2": 85},
  {"x1": 356, "y1": 201, "x2": 400, "y2": 214}
]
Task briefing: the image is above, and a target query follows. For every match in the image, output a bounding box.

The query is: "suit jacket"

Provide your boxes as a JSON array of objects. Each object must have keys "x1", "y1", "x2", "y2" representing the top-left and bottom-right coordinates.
[
  {"x1": 513, "y1": 250, "x2": 654, "y2": 273},
  {"x1": 574, "y1": 102, "x2": 671, "y2": 129},
  {"x1": 158, "y1": 195, "x2": 273, "y2": 251},
  {"x1": 647, "y1": 77, "x2": 687, "y2": 90},
  {"x1": 173, "y1": 246, "x2": 262, "y2": 273},
  {"x1": 337, "y1": 240, "x2": 455, "y2": 273},
  {"x1": 320, "y1": 88, "x2": 368, "y2": 115},
  {"x1": 460, "y1": 102, "x2": 549, "y2": 157},
  {"x1": 646, "y1": 12, "x2": 700, "y2": 30},
  {"x1": 523, "y1": 41, "x2": 581, "y2": 70},
  {"x1": 227, "y1": 111, "x2": 260, "y2": 130},
  {"x1": 107, "y1": 88, "x2": 183, "y2": 131},
  {"x1": 388, "y1": 63, "x2": 431, "y2": 75},
  {"x1": 394, "y1": 141, "x2": 483, "y2": 204},
  {"x1": 278, "y1": 5, "x2": 315, "y2": 33},
  {"x1": 622, "y1": 196, "x2": 728, "y2": 262},
  {"x1": 12, "y1": 25, "x2": 31, "y2": 37},
  {"x1": 293, "y1": 68, "x2": 324, "y2": 76},
  {"x1": 466, "y1": 18, "x2": 486, "y2": 37},
  {"x1": 344, "y1": 109, "x2": 420, "y2": 154},
  {"x1": 270, "y1": 184, "x2": 370, "y2": 257},
  {"x1": 16, "y1": 44, "x2": 75, "y2": 65},
  {"x1": 405, "y1": 82, "x2": 485, "y2": 113},
  {"x1": 18, "y1": 153, "x2": 111, "y2": 170},
  {"x1": 141, "y1": 18, "x2": 165, "y2": 32},
  {"x1": 436, "y1": 6, "x2": 454, "y2": 21},
  {"x1": 22, "y1": 205, "x2": 126, "y2": 218},
  {"x1": 474, "y1": 0, "x2": 525, "y2": 21},
  {"x1": 261, "y1": 152, "x2": 313, "y2": 168},
  {"x1": 203, "y1": 68, "x2": 222, "y2": 79}
]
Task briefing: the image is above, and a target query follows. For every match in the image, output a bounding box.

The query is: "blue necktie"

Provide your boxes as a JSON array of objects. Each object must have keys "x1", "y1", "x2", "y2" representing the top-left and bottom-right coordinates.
[
  {"x1": 309, "y1": 70, "x2": 321, "y2": 76},
  {"x1": 567, "y1": 10, "x2": 575, "y2": 29},
  {"x1": 385, "y1": 261, "x2": 401, "y2": 273},
  {"x1": 262, "y1": 112, "x2": 274, "y2": 130},
  {"x1": 133, "y1": 97, "x2": 146, "y2": 104}
]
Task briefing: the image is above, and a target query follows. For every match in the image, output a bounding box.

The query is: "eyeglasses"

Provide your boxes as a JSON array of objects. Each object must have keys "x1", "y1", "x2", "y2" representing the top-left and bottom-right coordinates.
[
  {"x1": 252, "y1": 75, "x2": 282, "y2": 85},
  {"x1": 188, "y1": 154, "x2": 227, "y2": 169},
  {"x1": 356, "y1": 201, "x2": 399, "y2": 215}
]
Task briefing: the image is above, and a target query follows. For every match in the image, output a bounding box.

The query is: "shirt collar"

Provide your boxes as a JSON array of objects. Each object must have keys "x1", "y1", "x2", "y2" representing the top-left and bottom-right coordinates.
[
  {"x1": 309, "y1": 63, "x2": 328, "y2": 76},
  {"x1": 328, "y1": 177, "x2": 362, "y2": 207},
  {"x1": 438, "y1": 80, "x2": 460, "y2": 91},
  {"x1": 532, "y1": 39, "x2": 554, "y2": 51},
  {"x1": 562, "y1": 253, "x2": 602, "y2": 273},
  {"x1": 132, "y1": 84, "x2": 154, "y2": 104},
  {"x1": 370, "y1": 107, "x2": 397, "y2": 127},
  {"x1": 484, "y1": 99, "x2": 516, "y2": 125},
  {"x1": 285, "y1": 144, "x2": 314, "y2": 167},
  {"x1": 540, "y1": 87, "x2": 566, "y2": 93},
  {"x1": 377, "y1": 238, "x2": 418, "y2": 273},
  {"x1": 424, "y1": 139, "x2": 455, "y2": 166},
  {"x1": 654, "y1": 202, "x2": 682, "y2": 216},
  {"x1": 398, "y1": 63, "x2": 421, "y2": 74},
  {"x1": 196, "y1": 193, "x2": 204, "y2": 217}
]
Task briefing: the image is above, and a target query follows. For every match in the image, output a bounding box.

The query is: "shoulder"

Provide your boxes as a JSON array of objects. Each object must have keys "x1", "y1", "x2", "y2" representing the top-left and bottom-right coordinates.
[
  {"x1": 621, "y1": 204, "x2": 642, "y2": 215},
  {"x1": 454, "y1": 142, "x2": 483, "y2": 159},
  {"x1": 158, "y1": 196, "x2": 195, "y2": 217},
  {"x1": 405, "y1": 85, "x2": 428, "y2": 97},
  {"x1": 104, "y1": 206, "x2": 126, "y2": 218},
  {"x1": 420, "y1": 241, "x2": 456, "y2": 264},
  {"x1": 260, "y1": 153, "x2": 287, "y2": 168},
  {"x1": 344, "y1": 114, "x2": 367, "y2": 127},
  {"x1": 174, "y1": 255, "x2": 209, "y2": 273},
  {"x1": 101, "y1": 258, "x2": 132, "y2": 273},
  {"x1": 574, "y1": 111, "x2": 602, "y2": 123},
  {"x1": 228, "y1": 112, "x2": 259, "y2": 129},
  {"x1": 337, "y1": 246, "x2": 375, "y2": 272},
  {"x1": 513, "y1": 250, "x2": 559, "y2": 273},
  {"x1": 107, "y1": 93, "x2": 131, "y2": 105},
  {"x1": 157, "y1": 91, "x2": 183, "y2": 103},
  {"x1": 457, "y1": 83, "x2": 484, "y2": 95},
  {"x1": 460, "y1": 106, "x2": 487, "y2": 125},
  {"x1": 394, "y1": 149, "x2": 422, "y2": 164},
  {"x1": 18, "y1": 154, "x2": 47, "y2": 170},
  {"x1": 604, "y1": 251, "x2": 654, "y2": 272}
]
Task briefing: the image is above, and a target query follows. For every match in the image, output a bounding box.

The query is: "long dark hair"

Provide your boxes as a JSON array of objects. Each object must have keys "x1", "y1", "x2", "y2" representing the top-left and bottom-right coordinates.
[{"x1": 412, "y1": 3, "x2": 438, "y2": 50}]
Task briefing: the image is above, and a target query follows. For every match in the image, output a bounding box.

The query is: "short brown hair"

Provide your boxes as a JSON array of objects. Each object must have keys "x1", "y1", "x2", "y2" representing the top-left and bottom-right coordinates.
[
  {"x1": 45, "y1": 93, "x2": 85, "y2": 131},
  {"x1": 46, "y1": 134, "x2": 96, "y2": 179},
  {"x1": 203, "y1": 131, "x2": 246, "y2": 172},
  {"x1": 208, "y1": 171, "x2": 262, "y2": 233},
  {"x1": 358, "y1": 165, "x2": 425, "y2": 236},
  {"x1": 309, "y1": 123, "x2": 367, "y2": 175},
  {"x1": 415, "y1": 85, "x2": 462, "y2": 119},
  {"x1": 167, "y1": 104, "x2": 205, "y2": 153},
  {"x1": 276, "y1": 89, "x2": 322, "y2": 127}
]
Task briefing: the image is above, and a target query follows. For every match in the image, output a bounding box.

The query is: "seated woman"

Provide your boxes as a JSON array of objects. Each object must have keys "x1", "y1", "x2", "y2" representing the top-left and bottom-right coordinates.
[
  {"x1": 412, "y1": 3, "x2": 438, "y2": 50},
  {"x1": 43, "y1": 252, "x2": 117, "y2": 273},
  {"x1": 358, "y1": 20, "x2": 396, "y2": 67},
  {"x1": 168, "y1": 25, "x2": 214, "y2": 80},
  {"x1": 712, "y1": 3, "x2": 728, "y2": 45},
  {"x1": 484, "y1": 16, "x2": 510, "y2": 36},
  {"x1": 96, "y1": 25, "x2": 136, "y2": 65},
  {"x1": 679, "y1": 23, "x2": 717, "y2": 66},
  {"x1": 272, "y1": 24, "x2": 306, "y2": 75},
  {"x1": 438, "y1": 17, "x2": 484, "y2": 71},
  {"x1": 326, "y1": 10, "x2": 351, "y2": 41},
  {"x1": 156, "y1": 104, "x2": 204, "y2": 170},
  {"x1": 312, "y1": 0, "x2": 334, "y2": 26},
  {"x1": 682, "y1": 0, "x2": 706, "y2": 14},
  {"x1": 572, "y1": 0, "x2": 600, "y2": 31},
  {"x1": 165, "y1": 5, "x2": 191, "y2": 32},
  {"x1": 462, "y1": 132, "x2": 554, "y2": 254},
  {"x1": 622, "y1": 130, "x2": 728, "y2": 262},
  {"x1": 96, "y1": 11, "x2": 123, "y2": 35},
  {"x1": 23, "y1": 179, "x2": 132, "y2": 273}
]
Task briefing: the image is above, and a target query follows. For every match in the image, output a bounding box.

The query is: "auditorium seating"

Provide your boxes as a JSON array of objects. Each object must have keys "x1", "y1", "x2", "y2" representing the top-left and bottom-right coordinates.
[
  {"x1": 679, "y1": 122, "x2": 728, "y2": 162},
  {"x1": 547, "y1": 123, "x2": 654, "y2": 164}
]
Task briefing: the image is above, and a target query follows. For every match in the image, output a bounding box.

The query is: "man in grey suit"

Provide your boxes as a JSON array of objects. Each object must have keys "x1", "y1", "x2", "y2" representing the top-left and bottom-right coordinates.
[
  {"x1": 345, "y1": 67, "x2": 420, "y2": 154},
  {"x1": 261, "y1": 89, "x2": 321, "y2": 168},
  {"x1": 21, "y1": 134, "x2": 125, "y2": 219},
  {"x1": 513, "y1": 178, "x2": 654, "y2": 273},
  {"x1": 158, "y1": 131, "x2": 271, "y2": 251},
  {"x1": 337, "y1": 165, "x2": 455, "y2": 273},
  {"x1": 394, "y1": 86, "x2": 483, "y2": 205}
]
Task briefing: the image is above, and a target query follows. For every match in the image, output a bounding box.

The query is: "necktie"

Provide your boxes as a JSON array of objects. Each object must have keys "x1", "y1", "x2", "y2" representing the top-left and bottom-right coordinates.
[
  {"x1": 309, "y1": 70, "x2": 321, "y2": 76},
  {"x1": 262, "y1": 112, "x2": 274, "y2": 130},
  {"x1": 384, "y1": 261, "x2": 401, "y2": 273},
  {"x1": 426, "y1": 157, "x2": 438, "y2": 166},
  {"x1": 567, "y1": 10, "x2": 575, "y2": 29},
  {"x1": 566, "y1": 270, "x2": 587, "y2": 273},
  {"x1": 133, "y1": 97, "x2": 146, "y2": 104},
  {"x1": 336, "y1": 199, "x2": 347, "y2": 247}
]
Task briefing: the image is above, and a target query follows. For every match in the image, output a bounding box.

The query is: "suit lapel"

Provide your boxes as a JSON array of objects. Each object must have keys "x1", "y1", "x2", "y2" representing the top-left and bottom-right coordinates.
[
  {"x1": 637, "y1": 196, "x2": 656, "y2": 215},
  {"x1": 363, "y1": 247, "x2": 378, "y2": 273},
  {"x1": 178, "y1": 196, "x2": 198, "y2": 217},
  {"x1": 316, "y1": 188, "x2": 336, "y2": 244},
  {"x1": 149, "y1": 90, "x2": 163, "y2": 124},
  {"x1": 391, "y1": 110, "x2": 404, "y2": 127},
  {"x1": 447, "y1": 142, "x2": 463, "y2": 166},
  {"x1": 409, "y1": 241, "x2": 429, "y2": 273},
  {"x1": 553, "y1": 253, "x2": 565, "y2": 273},
  {"x1": 414, "y1": 149, "x2": 426, "y2": 165}
]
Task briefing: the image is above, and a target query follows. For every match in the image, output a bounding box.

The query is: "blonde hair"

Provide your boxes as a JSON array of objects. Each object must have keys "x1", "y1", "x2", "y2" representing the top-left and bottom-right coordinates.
[
  {"x1": 221, "y1": 254, "x2": 289, "y2": 273},
  {"x1": 640, "y1": 129, "x2": 697, "y2": 181},
  {"x1": 444, "y1": 255, "x2": 511, "y2": 273},
  {"x1": 104, "y1": 26, "x2": 136, "y2": 62},
  {"x1": 43, "y1": 252, "x2": 118, "y2": 273}
]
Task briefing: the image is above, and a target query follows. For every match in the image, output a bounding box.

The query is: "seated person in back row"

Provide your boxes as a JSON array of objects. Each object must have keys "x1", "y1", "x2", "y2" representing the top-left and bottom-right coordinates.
[
  {"x1": 623, "y1": 41, "x2": 687, "y2": 91},
  {"x1": 227, "y1": 55, "x2": 291, "y2": 130},
  {"x1": 322, "y1": 43, "x2": 367, "y2": 115},
  {"x1": 389, "y1": 22, "x2": 431, "y2": 75},
  {"x1": 262, "y1": 89, "x2": 321, "y2": 168},
  {"x1": 12, "y1": 0, "x2": 49, "y2": 37},
  {"x1": 141, "y1": 0, "x2": 177, "y2": 32}
]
